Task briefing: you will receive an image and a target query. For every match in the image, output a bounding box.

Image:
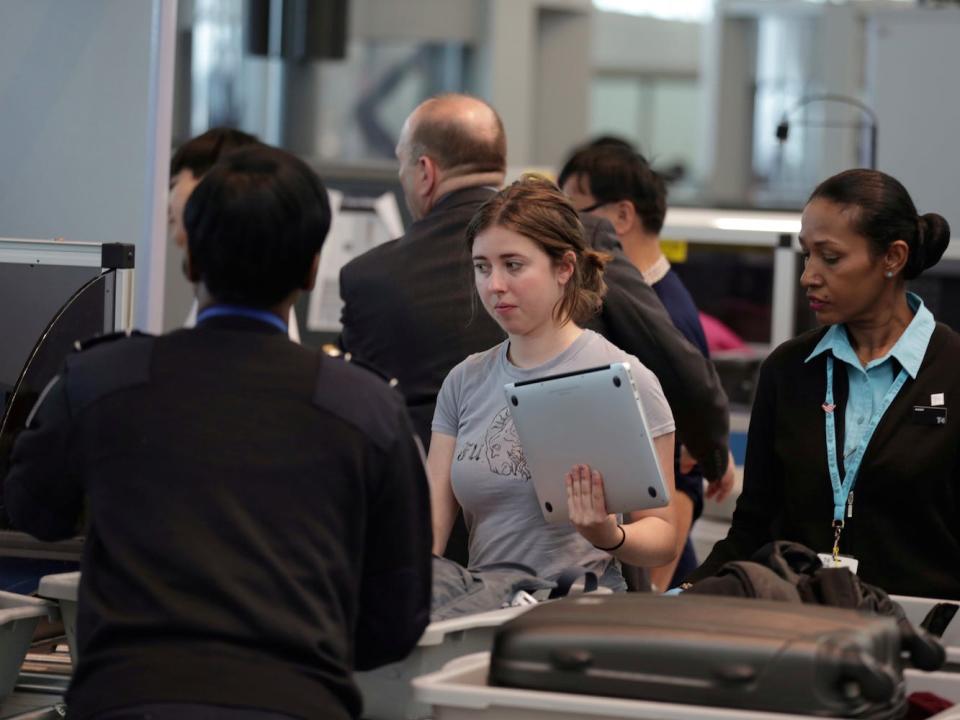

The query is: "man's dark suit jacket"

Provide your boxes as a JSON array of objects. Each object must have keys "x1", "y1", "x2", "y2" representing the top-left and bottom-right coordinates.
[
  {"x1": 339, "y1": 185, "x2": 729, "y2": 479},
  {"x1": 340, "y1": 186, "x2": 505, "y2": 445}
]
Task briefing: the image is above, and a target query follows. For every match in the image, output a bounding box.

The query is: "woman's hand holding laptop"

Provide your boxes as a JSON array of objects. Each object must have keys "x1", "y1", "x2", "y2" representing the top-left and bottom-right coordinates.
[{"x1": 565, "y1": 464, "x2": 623, "y2": 551}]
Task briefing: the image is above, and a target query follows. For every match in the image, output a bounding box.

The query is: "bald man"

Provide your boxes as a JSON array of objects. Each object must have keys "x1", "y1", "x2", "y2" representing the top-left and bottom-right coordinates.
[
  {"x1": 339, "y1": 94, "x2": 507, "y2": 444},
  {"x1": 339, "y1": 94, "x2": 729, "y2": 484}
]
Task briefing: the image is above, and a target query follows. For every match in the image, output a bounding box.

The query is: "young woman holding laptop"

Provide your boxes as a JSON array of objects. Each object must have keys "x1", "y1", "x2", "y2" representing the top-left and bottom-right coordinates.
[{"x1": 427, "y1": 175, "x2": 678, "y2": 591}]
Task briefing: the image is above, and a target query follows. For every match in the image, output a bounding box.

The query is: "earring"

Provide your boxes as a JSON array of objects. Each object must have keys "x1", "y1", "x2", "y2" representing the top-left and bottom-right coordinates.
[{"x1": 885, "y1": 271, "x2": 894, "y2": 278}]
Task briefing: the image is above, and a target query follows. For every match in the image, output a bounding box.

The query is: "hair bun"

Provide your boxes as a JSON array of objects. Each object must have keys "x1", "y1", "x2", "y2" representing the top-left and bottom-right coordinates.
[
  {"x1": 581, "y1": 248, "x2": 610, "y2": 290},
  {"x1": 918, "y1": 213, "x2": 951, "y2": 273},
  {"x1": 572, "y1": 248, "x2": 611, "y2": 322}
]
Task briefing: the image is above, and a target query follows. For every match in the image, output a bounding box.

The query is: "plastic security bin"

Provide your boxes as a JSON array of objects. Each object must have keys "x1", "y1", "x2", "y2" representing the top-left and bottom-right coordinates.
[
  {"x1": 41, "y1": 570, "x2": 534, "y2": 720},
  {"x1": 0, "y1": 708, "x2": 69, "y2": 720},
  {"x1": 36, "y1": 572, "x2": 79, "y2": 664},
  {"x1": 906, "y1": 667, "x2": 960, "y2": 705},
  {"x1": 0, "y1": 591, "x2": 57, "y2": 699},
  {"x1": 412, "y1": 653, "x2": 960, "y2": 720},
  {"x1": 892, "y1": 594, "x2": 960, "y2": 663},
  {"x1": 355, "y1": 606, "x2": 534, "y2": 720}
]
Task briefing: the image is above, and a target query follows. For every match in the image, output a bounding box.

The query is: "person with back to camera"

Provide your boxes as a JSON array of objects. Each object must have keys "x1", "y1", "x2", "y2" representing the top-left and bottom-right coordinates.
[
  {"x1": 689, "y1": 168, "x2": 960, "y2": 599},
  {"x1": 4, "y1": 145, "x2": 433, "y2": 719},
  {"x1": 427, "y1": 175, "x2": 678, "y2": 591},
  {"x1": 168, "y1": 127, "x2": 302, "y2": 340}
]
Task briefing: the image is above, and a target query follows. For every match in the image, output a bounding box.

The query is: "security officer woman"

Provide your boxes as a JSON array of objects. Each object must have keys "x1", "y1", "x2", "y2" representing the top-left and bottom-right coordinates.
[{"x1": 692, "y1": 169, "x2": 960, "y2": 600}]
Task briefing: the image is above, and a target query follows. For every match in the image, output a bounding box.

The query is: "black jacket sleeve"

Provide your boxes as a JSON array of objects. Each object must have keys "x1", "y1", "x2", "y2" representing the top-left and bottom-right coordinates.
[
  {"x1": 354, "y1": 406, "x2": 433, "y2": 671},
  {"x1": 688, "y1": 357, "x2": 780, "y2": 581},
  {"x1": 582, "y1": 216, "x2": 730, "y2": 480},
  {"x1": 337, "y1": 261, "x2": 358, "y2": 355},
  {"x1": 3, "y1": 375, "x2": 83, "y2": 541}
]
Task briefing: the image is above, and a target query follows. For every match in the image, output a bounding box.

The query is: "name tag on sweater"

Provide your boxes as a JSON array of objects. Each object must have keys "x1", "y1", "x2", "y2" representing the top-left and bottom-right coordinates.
[{"x1": 912, "y1": 405, "x2": 947, "y2": 426}]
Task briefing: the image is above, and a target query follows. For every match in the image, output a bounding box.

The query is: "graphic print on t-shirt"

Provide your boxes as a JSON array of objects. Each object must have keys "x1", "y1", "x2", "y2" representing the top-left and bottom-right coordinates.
[{"x1": 455, "y1": 407, "x2": 531, "y2": 481}]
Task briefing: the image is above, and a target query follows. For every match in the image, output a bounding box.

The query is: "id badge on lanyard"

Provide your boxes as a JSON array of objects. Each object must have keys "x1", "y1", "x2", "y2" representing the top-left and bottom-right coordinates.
[{"x1": 822, "y1": 355, "x2": 909, "y2": 568}]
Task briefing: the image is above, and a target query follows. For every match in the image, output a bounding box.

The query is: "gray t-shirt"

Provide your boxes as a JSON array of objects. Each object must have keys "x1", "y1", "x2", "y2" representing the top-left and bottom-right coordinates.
[{"x1": 432, "y1": 329, "x2": 675, "y2": 586}]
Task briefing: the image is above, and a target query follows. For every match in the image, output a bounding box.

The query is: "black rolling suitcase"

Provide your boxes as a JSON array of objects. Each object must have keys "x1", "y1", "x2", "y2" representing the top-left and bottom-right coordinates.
[{"x1": 489, "y1": 593, "x2": 907, "y2": 718}]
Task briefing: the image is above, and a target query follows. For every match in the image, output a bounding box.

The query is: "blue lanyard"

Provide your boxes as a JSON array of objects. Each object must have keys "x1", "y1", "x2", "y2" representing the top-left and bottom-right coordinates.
[
  {"x1": 196, "y1": 304, "x2": 288, "y2": 334},
  {"x1": 824, "y1": 354, "x2": 909, "y2": 525}
]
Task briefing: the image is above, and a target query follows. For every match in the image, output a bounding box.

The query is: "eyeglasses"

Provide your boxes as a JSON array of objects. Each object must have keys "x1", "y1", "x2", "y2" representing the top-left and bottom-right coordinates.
[{"x1": 578, "y1": 201, "x2": 611, "y2": 214}]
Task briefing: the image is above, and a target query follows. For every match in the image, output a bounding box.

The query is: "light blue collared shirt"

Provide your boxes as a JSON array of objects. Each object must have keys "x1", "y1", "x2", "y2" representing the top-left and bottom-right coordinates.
[{"x1": 806, "y1": 293, "x2": 935, "y2": 459}]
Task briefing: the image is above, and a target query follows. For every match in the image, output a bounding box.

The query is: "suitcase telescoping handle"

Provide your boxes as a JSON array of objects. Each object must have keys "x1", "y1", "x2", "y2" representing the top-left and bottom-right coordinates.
[
  {"x1": 547, "y1": 651, "x2": 762, "y2": 686},
  {"x1": 543, "y1": 647, "x2": 895, "y2": 702},
  {"x1": 838, "y1": 646, "x2": 896, "y2": 702}
]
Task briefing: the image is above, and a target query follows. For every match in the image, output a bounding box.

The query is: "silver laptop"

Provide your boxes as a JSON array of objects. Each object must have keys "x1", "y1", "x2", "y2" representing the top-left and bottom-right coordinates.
[{"x1": 504, "y1": 362, "x2": 670, "y2": 524}]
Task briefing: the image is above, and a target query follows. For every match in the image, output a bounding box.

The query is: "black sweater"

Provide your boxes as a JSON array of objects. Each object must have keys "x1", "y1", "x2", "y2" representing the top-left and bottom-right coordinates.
[
  {"x1": 692, "y1": 323, "x2": 960, "y2": 599},
  {"x1": 4, "y1": 316, "x2": 433, "y2": 719}
]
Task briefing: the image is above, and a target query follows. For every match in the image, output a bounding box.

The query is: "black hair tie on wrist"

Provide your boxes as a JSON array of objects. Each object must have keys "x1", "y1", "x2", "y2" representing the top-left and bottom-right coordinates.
[{"x1": 593, "y1": 523, "x2": 626, "y2": 552}]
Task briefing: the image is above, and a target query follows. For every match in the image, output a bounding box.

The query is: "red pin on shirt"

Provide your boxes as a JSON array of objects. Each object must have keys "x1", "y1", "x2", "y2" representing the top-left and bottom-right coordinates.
[{"x1": 822, "y1": 403, "x2": 836, "y2": 413}]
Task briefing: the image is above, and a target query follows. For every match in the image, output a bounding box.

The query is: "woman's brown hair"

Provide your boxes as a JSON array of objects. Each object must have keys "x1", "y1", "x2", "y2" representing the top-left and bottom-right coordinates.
[{"x1": 465, "y1": 174, "x2": 610, "y2": 325}]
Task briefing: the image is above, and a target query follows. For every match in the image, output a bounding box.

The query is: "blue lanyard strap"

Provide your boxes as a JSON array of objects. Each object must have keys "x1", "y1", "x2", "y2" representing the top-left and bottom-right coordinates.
[
  {"x1": 196, "y1": 304, "x2": 288, "y2": 334},
  {"x1": 824, "y1": 354, "x2": 909, "y2": 524}
]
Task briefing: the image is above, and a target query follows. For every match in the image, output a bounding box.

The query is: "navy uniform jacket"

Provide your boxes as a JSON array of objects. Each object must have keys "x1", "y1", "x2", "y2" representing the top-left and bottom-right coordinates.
[
  {"x1": 339, "y1": 186, "x2": 729, "y2": 479},
  {"x1": 691, "y1": 323, "x2": 960, "y2": 599},
  {"x1": 4, "y1": 315, "x2": 433, "y2": 720}
]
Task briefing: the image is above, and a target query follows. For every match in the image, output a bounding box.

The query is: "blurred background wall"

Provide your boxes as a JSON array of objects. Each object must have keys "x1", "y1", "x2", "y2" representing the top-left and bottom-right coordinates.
[{"x1": 1, "y1": 0, "x2": 958, "y2": 334}]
